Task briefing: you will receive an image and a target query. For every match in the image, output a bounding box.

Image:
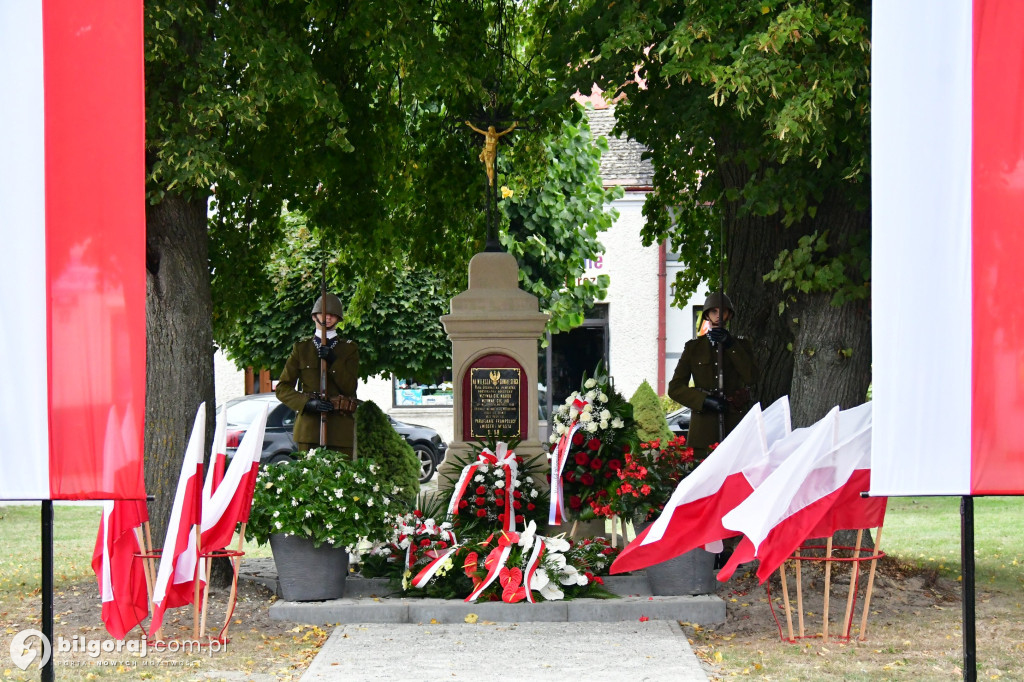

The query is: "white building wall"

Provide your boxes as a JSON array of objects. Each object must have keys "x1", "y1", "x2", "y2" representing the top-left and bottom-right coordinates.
[
  {"x1": 598, "y1": 191, "x2": 662, "y2": 399},
  {"x1": 214, "y1": 350, "x2": 246, "y2": 406}
]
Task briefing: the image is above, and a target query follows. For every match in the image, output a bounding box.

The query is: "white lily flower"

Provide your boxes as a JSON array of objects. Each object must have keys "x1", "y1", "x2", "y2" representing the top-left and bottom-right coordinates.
[
  {"x1": 558, "y1": 563, "x2": 583, "y2": 586},
  {"x1": 531, "y1": 568, "x2": 550, "y2": 590},
  {"x1": 544, "y1": 536, "x2": 571, "y2": 553},
  {"x1": 517, "y1": 520, "x2": 537, "y2": 551},
  {"x1": 611, "y1": 417, "x2": 624, "y2": 429},
  {"x1": 540, "y1": 581, "x2": 564, "y2": 600}
]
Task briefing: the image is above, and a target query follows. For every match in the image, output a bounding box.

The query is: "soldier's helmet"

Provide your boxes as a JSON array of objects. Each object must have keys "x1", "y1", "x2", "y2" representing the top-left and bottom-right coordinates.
[
  {"x1": 312, "y1": 294, "x2": 344, "y2": 317},
  {"x1": 701, "y1": 292, "x2": 735, "y2": 322}
]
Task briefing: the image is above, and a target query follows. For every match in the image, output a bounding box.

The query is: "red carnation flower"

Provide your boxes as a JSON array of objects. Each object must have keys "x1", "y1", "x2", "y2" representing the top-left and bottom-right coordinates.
[
  {"x1": 413, "y1": 509, "x2": 423, "y2": 517},
  {"x1": 574, "y1": 452, "x2": 590, "y2": 467},
  {"x1": 459, "y1": 499, "x2": 468, "y2": 508},
  {"x1": 494, "y1": 487, "x2": 506, "y2": 497},
  {"x1": 607, "y1": 459, "x2": 623, "y2": 472},
  {"x1": 513, "y1": 490, "x2": 522, "y2": 499},
  {"x1": 564, "y1": 471, "x2": 576, "y2": 483},
  {"x1": 580, "y1": 473, "x2": 595, "y2": 486},
  {"x1": 419, "y1": 538, "x2": 431, "y2": 547},
  {"x1": 513, "y1": 500, "x2": 522, "y2": 510},
  {"x1": 572, "y1": 431, "x2": 585, "y2": 446},
  {"x1": 527, "y1": 503, "x2": 536, "y2": 511},
  {"x1": 515, "y1": 455, "x2": 524, "y2": 464},
  {"x1": 587, "y1": 438, "x2": 601, "y2": 451},
  {"x1": 476, "y1": 509, "x2": 487, "y2": 518},
  {"x1": 476, "y1": 485, "x2": 486, "y2": 495},
  {"x1": 498, "y1": 513, "x2": 506, "y2": 522},
  {"x1": 569, "y1": 495, "x2": 582, "y2": 510},
  {"x1": 515, "y1": 515, "x2": 524, "y2": 524},
  {"x1": 589, "y1": 458, "x2": 603, "y2": 471},
  {"x1": 475, "y1": 496, "x2": 486, "y2": 506}
]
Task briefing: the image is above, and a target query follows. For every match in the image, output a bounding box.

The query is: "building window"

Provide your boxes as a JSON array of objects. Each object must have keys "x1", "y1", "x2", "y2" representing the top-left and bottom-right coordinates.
[{"x1": 392, "y1": 371, "x2": 453, "y2": 408}]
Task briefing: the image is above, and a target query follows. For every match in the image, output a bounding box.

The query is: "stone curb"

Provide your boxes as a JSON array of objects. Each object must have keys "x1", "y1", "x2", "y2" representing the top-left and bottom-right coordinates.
[{"x1": 269, "y1": 594, "x2": 725, "y2": 625}]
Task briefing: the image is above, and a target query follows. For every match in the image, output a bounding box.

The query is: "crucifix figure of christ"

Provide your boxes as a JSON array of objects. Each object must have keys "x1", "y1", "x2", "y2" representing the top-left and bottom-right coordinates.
[{"x1": 465, "y1": 120, "x2": 517, "y2": 187}]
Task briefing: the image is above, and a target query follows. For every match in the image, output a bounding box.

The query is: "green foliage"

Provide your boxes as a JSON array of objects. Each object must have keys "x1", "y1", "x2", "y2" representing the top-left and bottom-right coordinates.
[
  {"x1": 764, "y1": 229, "x2": 871, "y2": 312},
  {"x1": 629, "y1": 380, "x2": 673, "y2": 444},
  {"x1": 500, "y1": 109, "x2": 623, "y2": 333},
  {"x1": 355, "y1": 400, "x2": 420, "y2": 504},
  {"x1": 246, "y1": 450, "x2": 404, "y2": 549},
  {"x1": 537, "y1": 0, "x2": 872, "y2": 305},
  {"x1": 659, "y1": 394, "x2": 683, "y2": 415}
]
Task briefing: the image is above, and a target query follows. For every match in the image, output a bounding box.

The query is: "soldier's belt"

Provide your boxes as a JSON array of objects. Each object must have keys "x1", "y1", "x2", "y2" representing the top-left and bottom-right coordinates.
[{"x1": 331, "y1": 395, "x2": 359, "y2": 414}]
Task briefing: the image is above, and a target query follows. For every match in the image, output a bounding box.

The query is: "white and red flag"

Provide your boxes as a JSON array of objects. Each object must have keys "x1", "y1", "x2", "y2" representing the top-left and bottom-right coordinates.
[
  {"x1": 92, "y1": 499, "x2": 149, "y2": 639},
  {"x1": 611, "y1": 397, "x2": 792, "y2": 574},
  {"x1": 718, "y1": 403, "x2": 885, "y2": 583},
  {"x1": 203, "y1": 411, "x2": 229, "y2": 501},
  {"x1": 150, "y1": 404, "x2": 206, "y2": 636},
  {"x1": 871, "y1": 1, "x2": 1024, "y2": 496},
  {"x1": 0, "y1": 0, "x2": 146, "y2": 501},
  {"x1": 201, "y1": 405, "x2": 268, "y2": 553}
]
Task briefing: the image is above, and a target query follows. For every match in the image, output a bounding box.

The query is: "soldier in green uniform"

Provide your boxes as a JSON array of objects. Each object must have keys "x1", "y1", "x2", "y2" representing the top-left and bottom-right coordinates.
[
  {"x1": 668, "y1": 292, "x2": 758, "y2": 461},
  {"x1": 276, "y1": 293, "x2": 359, "y2": 455}
]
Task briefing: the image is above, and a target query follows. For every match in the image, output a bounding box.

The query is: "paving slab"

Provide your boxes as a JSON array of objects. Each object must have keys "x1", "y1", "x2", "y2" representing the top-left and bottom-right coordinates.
[{"x1": 300, "y1": 621, "x2": 709, "y2": 682}]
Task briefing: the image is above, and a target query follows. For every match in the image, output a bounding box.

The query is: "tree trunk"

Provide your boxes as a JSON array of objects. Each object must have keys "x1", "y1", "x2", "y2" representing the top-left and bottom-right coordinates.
[{"x1": 144, "y1": 193, "x2": 216, "y2": 545}]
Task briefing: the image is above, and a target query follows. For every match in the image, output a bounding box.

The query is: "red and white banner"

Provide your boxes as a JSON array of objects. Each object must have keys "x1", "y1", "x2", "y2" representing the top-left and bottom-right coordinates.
[
  {"x1": 150, "y1": 404, "x2": 206, "y2": 636},
  {"x1": 871, "y1": 1, "x2": 1024, "y2": 496},
  {"x1": 92, "y1": 499, "x2": 149, "y2": 639},
  {"x1": 0, "y1": 0, "x2": 146, "y2": 501}
]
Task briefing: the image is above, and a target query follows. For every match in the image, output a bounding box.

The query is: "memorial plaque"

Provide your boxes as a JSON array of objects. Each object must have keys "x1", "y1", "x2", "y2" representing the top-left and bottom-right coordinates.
[{"x1": 469, "y1": 367, "x2": 521, "y2": 439}]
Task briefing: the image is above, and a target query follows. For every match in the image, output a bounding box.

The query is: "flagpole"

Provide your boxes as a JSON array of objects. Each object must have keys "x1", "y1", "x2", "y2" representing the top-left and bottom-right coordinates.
[
  {"x1": 822, "y1": 536, "x2": 833, "y2": 640},
  {"x1": 41, "y1": 500, "x2": 55, "y2": 682},
  {"x1": 858, "y1": 526, "x2": 883, "y2": 641},
  {"x1": 192, "y1": 525, "x2": 202, "y2": 640},
  {"x1": 220, "y1": 522, "x2": 246, "y2": 642},
  {"x1": 842, "y1": 529, "x2": 864, "y2": 639},
  {"x1": 961, "y1": 496, "x2": 977, "y2": 682}
]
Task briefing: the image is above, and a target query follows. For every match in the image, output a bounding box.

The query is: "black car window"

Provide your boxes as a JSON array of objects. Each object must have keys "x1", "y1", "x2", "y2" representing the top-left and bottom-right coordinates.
[{"x1": 226, "y1": 399, "x2": 276, "y2": 426}]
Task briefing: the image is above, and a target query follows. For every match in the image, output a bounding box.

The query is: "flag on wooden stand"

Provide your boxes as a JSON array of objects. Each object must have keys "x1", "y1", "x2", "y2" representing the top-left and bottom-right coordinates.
[
  {"x1": 92, "y1": 499, "x2": 149, "y2": 639},
  {"x1": 612, "y1": 397, "x2": 792, "y2": 574},
  {"x1": 150, "y1": 404, "x2": 206, "y2": 636}
]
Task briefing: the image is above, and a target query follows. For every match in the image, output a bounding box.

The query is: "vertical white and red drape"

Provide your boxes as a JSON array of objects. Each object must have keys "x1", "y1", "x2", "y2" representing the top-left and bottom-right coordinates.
[
  {"x1": 871, "y1": 1, "x2": 1024, "y2": 496},
  {"x1": 0, "y1": 0, "x2": 146, "y2": 501}
]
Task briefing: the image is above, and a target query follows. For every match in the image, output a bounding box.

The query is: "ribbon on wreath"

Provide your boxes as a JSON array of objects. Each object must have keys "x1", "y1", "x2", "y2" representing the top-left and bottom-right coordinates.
[
  {"x1": 548, "y1": 397, "x2": 589, "y2": 525},
  {"x1": 465, "y1": 530, "x2": 518, "y2": 602},
  {"x1": 404, "y1": 521, "x2": 459, "y2": 588},
  {"x1": 521, "y1": 536, "x2": 546, "y2": 604},
  {"x1": 447, "y1": 442, "x2": 520, "y2": 533}
]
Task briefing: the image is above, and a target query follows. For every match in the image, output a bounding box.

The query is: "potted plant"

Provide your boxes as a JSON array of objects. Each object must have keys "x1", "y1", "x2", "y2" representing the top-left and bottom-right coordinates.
[
  {"x1": 602, "y1": 436, "x2": 718, "y2": 595},
  {"x1": 246, "y1": 448, "x2": 406, "y2": 601}
]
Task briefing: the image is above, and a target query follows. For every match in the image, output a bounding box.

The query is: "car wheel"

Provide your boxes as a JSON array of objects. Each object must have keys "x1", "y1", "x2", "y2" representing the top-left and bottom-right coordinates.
[
  {"x1": 413, "y1": 443, "x2": 436, "y2": 483},
  {"x1": 268, "y1": 453, "x2": 295, "y2": 466}
]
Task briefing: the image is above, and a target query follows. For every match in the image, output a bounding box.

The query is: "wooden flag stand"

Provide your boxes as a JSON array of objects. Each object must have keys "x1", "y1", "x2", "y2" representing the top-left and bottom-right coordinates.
[
  {"x1": 773, "y1": 527, "x2": 886, "y2": 643},
  {"x1": 198, "y1": 524, "x2": 248, "y2": 643}
]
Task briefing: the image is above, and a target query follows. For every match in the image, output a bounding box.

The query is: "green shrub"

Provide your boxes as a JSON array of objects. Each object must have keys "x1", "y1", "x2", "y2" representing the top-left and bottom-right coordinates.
[
  {"x1": 629, "y1": 380, "x2": 673, "y2": 444},
  {"x1": 356, "y1": 400, "x2": 420, "y2": 503},
  {"x1": 659, "y1": 394, "x2": 682, "y2": 415}
]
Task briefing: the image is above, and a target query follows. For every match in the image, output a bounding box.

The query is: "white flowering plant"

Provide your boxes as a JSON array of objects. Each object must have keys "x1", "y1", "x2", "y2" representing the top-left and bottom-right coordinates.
[
  {"x1": 548, "y1": 363, "x2": 638, "y2": 520},
  {"x1": 245, "y1": 448, "x2": 406, "y2": 552}
]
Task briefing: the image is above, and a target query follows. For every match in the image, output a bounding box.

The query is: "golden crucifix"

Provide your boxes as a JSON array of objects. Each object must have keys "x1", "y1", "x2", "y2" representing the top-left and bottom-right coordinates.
[{"x1": 465, "y1": 120, "x2": 517, "y2": 186}]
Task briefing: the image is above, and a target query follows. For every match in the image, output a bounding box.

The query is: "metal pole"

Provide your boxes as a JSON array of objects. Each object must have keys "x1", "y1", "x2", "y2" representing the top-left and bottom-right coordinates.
[
  {"x1": 961, "y1": 495, "x2": 977, "y2": 682},
  {"x1": 41, "y1": 500, "x2": 54, "y2": 682}
]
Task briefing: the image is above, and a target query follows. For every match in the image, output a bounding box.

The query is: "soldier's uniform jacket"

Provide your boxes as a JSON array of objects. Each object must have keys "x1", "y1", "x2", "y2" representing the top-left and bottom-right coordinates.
[
  {"x1": 667, "y1": 334, "x2": 757, "y2": 452},
  {"x1": 275, "y1": 338, "x2": 359, "y2": 451}
]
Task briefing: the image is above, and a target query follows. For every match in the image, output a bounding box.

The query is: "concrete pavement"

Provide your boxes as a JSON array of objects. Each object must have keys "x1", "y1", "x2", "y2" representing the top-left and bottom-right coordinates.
[{"x1": 300, "y1": 621, "x2": 709, "y2": 681}]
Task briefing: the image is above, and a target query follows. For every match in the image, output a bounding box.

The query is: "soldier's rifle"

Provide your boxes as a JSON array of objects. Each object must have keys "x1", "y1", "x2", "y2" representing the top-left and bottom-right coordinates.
[{"x1": 318, "y1": 259, "x2": 328, "y2": 448}]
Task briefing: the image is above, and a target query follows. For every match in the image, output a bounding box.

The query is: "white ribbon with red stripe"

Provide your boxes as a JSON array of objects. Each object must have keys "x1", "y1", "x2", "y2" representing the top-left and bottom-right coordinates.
[
  {"x1": 521, "y1": 537, "x2": 546, "y2": 604},
  {"x1": 548, "y1": 398, "x2": 588, "y2": 525}
]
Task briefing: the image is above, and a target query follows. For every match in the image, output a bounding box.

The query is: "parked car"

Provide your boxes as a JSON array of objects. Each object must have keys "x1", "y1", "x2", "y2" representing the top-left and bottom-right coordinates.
[
  {"x1": 666, "y1": 406, "x2": 691, "y2": 439},
  {"x1": 220, "y1": 393, "x2": 447, "y2": 483}
]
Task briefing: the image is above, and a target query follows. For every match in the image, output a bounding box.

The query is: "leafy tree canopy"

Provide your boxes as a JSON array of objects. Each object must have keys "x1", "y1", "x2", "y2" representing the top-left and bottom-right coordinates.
[{"x1": 537, "y1": 0, "x2": 871, "y2": 306}]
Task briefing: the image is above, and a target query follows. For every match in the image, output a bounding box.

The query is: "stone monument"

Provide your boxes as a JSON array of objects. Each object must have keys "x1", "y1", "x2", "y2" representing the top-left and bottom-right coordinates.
[{"x1": 436, "y1": 251, "x2": 549, "y2": 486}]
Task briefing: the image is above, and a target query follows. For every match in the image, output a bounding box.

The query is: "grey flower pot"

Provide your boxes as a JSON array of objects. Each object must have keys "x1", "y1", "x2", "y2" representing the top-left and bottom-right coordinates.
[
  {"x1": 637, "y1": 522, "x2": 718, "y2": 595},
  {"x1": 269, "y1": 533, "x2": 349, "y2": 601}
]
